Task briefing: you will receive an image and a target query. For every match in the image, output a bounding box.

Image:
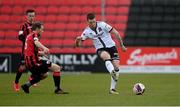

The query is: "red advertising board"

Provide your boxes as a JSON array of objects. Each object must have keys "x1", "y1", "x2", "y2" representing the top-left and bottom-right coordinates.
[
  {"x1": 117, "y1": 47, "x2": 180, "y2": 73},
  {"x1": 119, "y1": 47, "x2": 180, "y2": 65}
]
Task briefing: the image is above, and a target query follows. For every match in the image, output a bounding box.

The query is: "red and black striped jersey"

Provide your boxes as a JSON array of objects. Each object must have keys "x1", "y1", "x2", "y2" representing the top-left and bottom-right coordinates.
[
  {"x1": 18, "y1": 21, "x2": 33, "y2": 55},
  {"x1": 24, "y1": 32, "x2": 39, "y2": 68}
]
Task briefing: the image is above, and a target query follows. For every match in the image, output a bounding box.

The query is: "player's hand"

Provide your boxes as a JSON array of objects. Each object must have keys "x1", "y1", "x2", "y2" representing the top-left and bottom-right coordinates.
[
  {"x1": 38, "y1": 51, "x2": 45, "y2": 56},
  {"x1": 75, "y1": 36, "x2": 82, "y2": 47},
  {"x1": 39, "y1": 50, "x2": 48, "y2": 56},
  {"x1": 44, "y1": 47, "x2": 50, "y2": 54},
  {"x1": 121, "y1": 45, "x2": 127, "y2": 52}
]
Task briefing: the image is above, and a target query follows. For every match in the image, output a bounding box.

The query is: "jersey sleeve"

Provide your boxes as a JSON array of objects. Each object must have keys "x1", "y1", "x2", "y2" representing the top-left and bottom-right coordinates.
[
  {"x1": 102, "y1": 22, "x2": 113, "y2": 33},
  {"x1": 80, "y1": 30, "x2": 89, "y2": 41},
  {"x1": 18, "y1": 24, "x2": 25, "y2": 41},
  {"x1": 33, "y1": 34, "x2": 39, "y2": 41}
]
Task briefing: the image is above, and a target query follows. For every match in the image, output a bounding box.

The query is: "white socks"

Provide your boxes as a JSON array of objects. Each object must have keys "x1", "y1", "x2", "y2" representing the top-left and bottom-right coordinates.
[
  {"x1": 105, "y1": 60, "x2": 114, "y2": 73},
  {"x1": 110, "y1": 76, "x2": 117, "y2": 90},
  {"x1": 105, "y1": 60, "x2": 119, "y2": 90}
]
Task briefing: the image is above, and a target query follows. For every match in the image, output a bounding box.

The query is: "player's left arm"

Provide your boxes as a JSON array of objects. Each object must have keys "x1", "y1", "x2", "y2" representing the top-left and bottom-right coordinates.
[
  {"x1": 34, "y1": 39, "x2": 49, "y2": 54},
  {"x1": 38, "y1": 50, "x2": 46, "y2": 56},
  {"x1": 110, "y1": 28, "x2": 127, "y2": 52},
  {"x1": 38, "y1": 50, "x2": 49, "y2": 60}
]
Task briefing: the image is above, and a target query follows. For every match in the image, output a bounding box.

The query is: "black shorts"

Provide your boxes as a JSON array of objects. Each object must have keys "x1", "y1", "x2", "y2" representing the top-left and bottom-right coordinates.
[
  {"x1": 96, "y1": 46, "x2": 119, "y2": 60},
  {"x1": 28, "y1": 60, "x2": 52, "y2": 76},
  {"x1": 19, "y1": 55, "x2": 25, "y2": 65}
]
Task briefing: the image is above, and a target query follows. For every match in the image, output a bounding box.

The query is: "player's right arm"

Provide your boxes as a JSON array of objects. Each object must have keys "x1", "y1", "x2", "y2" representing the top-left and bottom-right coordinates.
[
  {"x1": 75, "y1": 30, "x2": 89, "y2": 47},
  {"x1": 75, "y1": 36, "x2": 83, "y2": 47},
  {"x1": 18, "y1": 24, "x2": 25, "y2": 41}
]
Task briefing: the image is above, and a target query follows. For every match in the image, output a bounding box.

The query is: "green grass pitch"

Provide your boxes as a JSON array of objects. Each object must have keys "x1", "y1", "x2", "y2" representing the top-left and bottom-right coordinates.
[{"x1": 0, "y1": 73, "x2": 180, "y2": 106}]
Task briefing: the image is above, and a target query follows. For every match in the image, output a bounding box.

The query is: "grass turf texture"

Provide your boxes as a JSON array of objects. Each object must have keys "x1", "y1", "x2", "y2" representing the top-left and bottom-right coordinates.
[{"x1": 0, "y1": 73, "x2": 179, "y2": 106}]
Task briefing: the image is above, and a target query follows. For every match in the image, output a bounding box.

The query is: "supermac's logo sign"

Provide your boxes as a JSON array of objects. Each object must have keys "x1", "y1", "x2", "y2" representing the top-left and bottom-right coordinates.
[{"x1": 127, "y1": 48, "x2": 178, "y2": 65}]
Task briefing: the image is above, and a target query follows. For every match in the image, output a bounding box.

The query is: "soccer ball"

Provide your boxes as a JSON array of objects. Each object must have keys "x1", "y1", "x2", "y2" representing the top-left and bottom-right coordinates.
[{"x1": 133, "y1": 83, "x2": 145, "y2": 95}]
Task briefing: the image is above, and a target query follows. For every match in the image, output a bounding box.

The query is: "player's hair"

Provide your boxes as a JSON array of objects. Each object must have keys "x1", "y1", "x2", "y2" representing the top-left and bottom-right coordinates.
[
  {"x1": 26, "y1": 9, "x2": 35, "y2": 14},
  {"x1": 32, "y1": 21, "x2": 43, "y2": 30},
  {"x1": 87, "y1": 13, "x2": 95, "y2": 20}
]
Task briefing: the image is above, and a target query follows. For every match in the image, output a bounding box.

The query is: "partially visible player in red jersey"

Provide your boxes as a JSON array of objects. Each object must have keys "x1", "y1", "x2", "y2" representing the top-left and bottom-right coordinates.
[
  {"x1": 21, "y1": 22, "x2": 68, "y2": 94},
  {"x1": 13, "y1": 9, "x2": 37, "y2": 92}
]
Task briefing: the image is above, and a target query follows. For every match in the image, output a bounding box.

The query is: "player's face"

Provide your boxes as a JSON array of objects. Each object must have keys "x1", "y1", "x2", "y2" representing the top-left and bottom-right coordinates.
[
  {"x1": 27, "y1": 12, "x2": 35, "y2": 23},
  {"x1": 87, "y1": 18, "x2": 96, "y2": 29},
  {"x1": 39, "y1": 25, "x2": 44, "y2": 36},
  {"x1": 37, "y1": 25, "x2": 44, "y2": 36}
]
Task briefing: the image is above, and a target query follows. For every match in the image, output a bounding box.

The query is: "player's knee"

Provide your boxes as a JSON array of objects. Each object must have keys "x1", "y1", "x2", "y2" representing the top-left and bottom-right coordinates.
[
  {"x1": 102, "y1": 57, "x2": 110, "y2": 61},
  {"x1": 113, "y1": 63, "x2": 120, "y2": 69},
  {"x1": 114, "y1": 67, "x2": 119, "y2": 70},
  {"x1": 40, "y1": 73, "x2": 48, "y2": 80},
  {"x1": 53, "y1": 65, "x2": 61, "y2": 71},
  {"x1": 55, "y1": 65, "x2": 61, "y2": 71},
  {"x1": 50, "y1": 63, "x2": 62, "y2": 72},
  {"x1": 18, "y1": 65, "x2": 26, "y2": 72},
  {"x1": 100, "y1": 52, "x2": 111, "y2": 61},
  {"x1": 31, "y1": 76, "x2": 41, "y2": 84}
]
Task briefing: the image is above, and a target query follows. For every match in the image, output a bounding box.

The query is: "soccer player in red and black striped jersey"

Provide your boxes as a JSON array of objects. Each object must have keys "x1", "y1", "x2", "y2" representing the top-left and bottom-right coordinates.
[
  {"x1": 13, "y1": 9, "x2": 36, "y2": 91},
  {"x1": 21, "y1": 22, "x2": 68, "y2": 94}
]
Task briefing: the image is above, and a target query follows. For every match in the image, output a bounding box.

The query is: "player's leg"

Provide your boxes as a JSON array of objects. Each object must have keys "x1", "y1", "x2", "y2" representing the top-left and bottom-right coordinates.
[
  {"x1": 98, "y1": 50, "x2": 114, "y2": 74},
  {"x1": 13, "y1": 62, "x2": 26, "y2": 92},
  {"x1": 28, "y1": 75, "x2": 38, "y2": 87},
  {"x1": 110, "y1": 46, "x2": 120, "y2": 80},
  {"x1": 21, "y1": 74, "x2": 41, "y2": 94},
  {"x1": 109, "y1": 60, "x2": 121, "y2": 94},
  {"x1": 112, "y1": 60, "x2": 120, "y2": 73},
  {"x1": 40, "y1": 73, "x2": 48, "y2": 80},
  {"x1": 111, "y1": 59, "x2": 120, "y2": 81},
  {"x1": 21, "y1": 68, "x2": 47, "y2": 94},
  {"x1": 98, "y1": 50, "x2": 118, "y2": 80},
  {"x1": 109, "y1": 46, "x2": 121, "y2": 94},
  {"x1": 49, "y1": 63, "x2": 69, "y2": 94},
  {"x1": 97, "y1": 50, "x2": 119, "y2": 94},
  {"x1": 15, "y1": 64, "x2": 26, "y2": 84}
]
